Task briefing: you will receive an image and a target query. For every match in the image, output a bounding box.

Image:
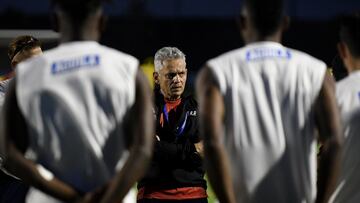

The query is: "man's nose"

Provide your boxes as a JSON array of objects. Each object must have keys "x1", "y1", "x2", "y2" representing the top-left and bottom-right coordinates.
[{"x1": 173, "y1": 74, "x2": 181, "y2": 82}]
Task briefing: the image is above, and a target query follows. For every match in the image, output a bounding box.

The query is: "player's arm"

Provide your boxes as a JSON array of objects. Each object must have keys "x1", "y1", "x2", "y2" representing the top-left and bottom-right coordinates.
[
  {"x1": 0, "y1": 79, "x2": 83, "y2": 203},
  {"x1": 315, "y1": 71, "x2": 343, "y2": 203},
  {"x1": 196, "y1": 66, "x2": 237, "y2": 203},
  {"x1": 99, "y1": 70, "x2": 154, "y2": 203}
]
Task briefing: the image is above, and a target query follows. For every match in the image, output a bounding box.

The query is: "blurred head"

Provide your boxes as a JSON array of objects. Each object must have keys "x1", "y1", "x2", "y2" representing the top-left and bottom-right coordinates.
[
  {"x1": 51, "y1": 0, "x2": 107, "y2": 41},
  {"x1": 153, "y1": 47, "x2": 187, "y2": 101},
  {"x1": 8, "y1": 35, "x2": 42, "y2": 69},
  {"x1": 337, "y1": 12, "x2": 360, "y2": 73},
  {"x1": 239, "y1": 0, "x2": 288, "y2": 43}
]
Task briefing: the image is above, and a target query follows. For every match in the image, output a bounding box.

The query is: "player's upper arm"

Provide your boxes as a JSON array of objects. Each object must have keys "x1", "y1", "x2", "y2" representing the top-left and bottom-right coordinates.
[
  {"x1": 196, "y1": 66, "x2": 224, "y2": 143},
  {"x1": 314, "y1": 71, "x2": 343, "y2": 145},
  {"x1": 125, "y1": 69, "x2": 154, "y2": 154}
]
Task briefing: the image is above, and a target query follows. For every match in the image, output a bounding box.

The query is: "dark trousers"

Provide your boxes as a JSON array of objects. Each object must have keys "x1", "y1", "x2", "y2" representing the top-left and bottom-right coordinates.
[
  {"x1": 138, "y1": 198, "x2": 208, "y2": 203},
  {"x1": 0, "y1": 170, "x2": 28, "y2": 203}
]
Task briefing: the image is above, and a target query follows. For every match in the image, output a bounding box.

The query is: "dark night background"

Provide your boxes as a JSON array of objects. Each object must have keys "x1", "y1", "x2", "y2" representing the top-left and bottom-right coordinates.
[{"x1": 0, "y1": 0, "x2": 359, "y2": 80}]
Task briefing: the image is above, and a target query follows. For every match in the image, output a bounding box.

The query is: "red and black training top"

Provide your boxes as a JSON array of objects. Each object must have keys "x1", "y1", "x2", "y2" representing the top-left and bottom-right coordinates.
[{"x1": 137, "y1": 89, "x2": 207, "y2": 200}]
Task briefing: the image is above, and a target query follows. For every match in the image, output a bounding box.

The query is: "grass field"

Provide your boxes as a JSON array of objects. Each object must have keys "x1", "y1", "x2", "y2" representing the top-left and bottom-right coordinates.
[
  {"x1": 206, "y1": 176, "x2": 218, "y2": 203},
  {"x1": 207, "y1": 184, "x2": 217, "y2": 203}
]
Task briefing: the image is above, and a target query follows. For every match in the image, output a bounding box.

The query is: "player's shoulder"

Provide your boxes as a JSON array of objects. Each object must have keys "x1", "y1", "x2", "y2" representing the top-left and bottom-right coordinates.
[
  {"x1": 99, "y1": 45, "x2": 139, "y2": 64},
  {"x1": 336, "y1": 76, "x2": 350, "y2": 90},
  {"x1": 207, "y1": 48, "x2": 245, "y2": 65},
  {"x1": 97, "y1": 45, "x2": 139, "y2": 78},
  {"x1": 17, "y1": 51, "x2": 48, "y2": 73},
  {"x1": 287, "y1": 47, "x2": 326, "y2": 67},
  {"x1": 336, "y1": 71, "x2": 360, "y2": 92}
]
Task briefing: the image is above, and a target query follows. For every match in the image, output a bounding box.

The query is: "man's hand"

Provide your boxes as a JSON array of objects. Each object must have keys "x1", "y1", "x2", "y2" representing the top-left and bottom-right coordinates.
[
  {"x1": 74, "y1": 184, "x2": 109, "y2": 203},
  {"x1": 194, "y1": 141, "x2": 204, "y2": 158}
]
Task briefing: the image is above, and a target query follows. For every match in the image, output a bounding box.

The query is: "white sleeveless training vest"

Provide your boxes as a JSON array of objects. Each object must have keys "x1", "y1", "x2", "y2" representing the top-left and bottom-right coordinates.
[
  {"x1": 16, "y1": 41, "x2": 138, "y2": 201},
  {"x1": 330, "y1": 71, "x2": 360, "y2": 203},
  {"x1": 207, "y1": 41, "x2": 326, "y2": 203}
]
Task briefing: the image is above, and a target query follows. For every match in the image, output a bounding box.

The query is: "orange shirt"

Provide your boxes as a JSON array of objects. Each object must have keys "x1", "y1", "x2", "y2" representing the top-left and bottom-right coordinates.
[{"x1": 159, "y1": 98, "x2": 182, "y2": 127}]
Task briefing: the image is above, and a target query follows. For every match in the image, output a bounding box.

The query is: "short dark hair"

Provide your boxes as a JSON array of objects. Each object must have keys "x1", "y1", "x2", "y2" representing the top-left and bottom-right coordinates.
[
  {"x1": 339, "y1": 12, "x2": 360, "y2": 58},
  {"x1": 8, "y1": 35, "x2": 41, "y2": 61},
  {"x1": 51, "y1": 0, "x2": 106, "y2": 24},
  {"x1": 244, "y1": 0, "x2": 285, "y2": 37}
]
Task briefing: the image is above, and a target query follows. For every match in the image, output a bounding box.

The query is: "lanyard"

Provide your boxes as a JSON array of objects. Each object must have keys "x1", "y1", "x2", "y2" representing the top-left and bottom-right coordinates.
[{"x1": 163, "y1": 104, "x2": 188, "y2": 140}]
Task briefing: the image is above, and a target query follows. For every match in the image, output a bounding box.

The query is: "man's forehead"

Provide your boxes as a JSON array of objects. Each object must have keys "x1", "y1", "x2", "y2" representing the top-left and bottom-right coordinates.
[{"x1": 162, "y1": 59, "x2": 186, "y2": 69}]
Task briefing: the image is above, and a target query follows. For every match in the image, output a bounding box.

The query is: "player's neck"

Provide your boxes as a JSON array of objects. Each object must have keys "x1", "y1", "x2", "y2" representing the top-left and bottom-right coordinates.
[
  {"x1": 246, "y1": 31, "x2": 282, "y2": 44},
  {"x1": 60, "y1": 30, "x2": 99, "y2": 43},
  {"x1": 60, "y1": 21, "x2": 100, "y2": 43},
  {"x1": 350, "y1": 59, "x2": 360, "y2": 73},
  {"x1": 60, "y1": 33, "x2": 98, "y2": 43}
]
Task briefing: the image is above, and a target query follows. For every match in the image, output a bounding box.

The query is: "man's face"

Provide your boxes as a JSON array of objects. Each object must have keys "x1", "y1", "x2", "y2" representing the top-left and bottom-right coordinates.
[
  {"x1": 156, "y1": 58, "x2": 187, "y2": 100},
  {"x1": 11, "y1": 46, "x2": 43, "y2": 69}
]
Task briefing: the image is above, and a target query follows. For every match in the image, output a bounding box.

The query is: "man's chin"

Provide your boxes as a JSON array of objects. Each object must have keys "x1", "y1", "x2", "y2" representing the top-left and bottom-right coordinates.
[{"x1": 169, "y1": 92, "x2": 182, "y2": 98}]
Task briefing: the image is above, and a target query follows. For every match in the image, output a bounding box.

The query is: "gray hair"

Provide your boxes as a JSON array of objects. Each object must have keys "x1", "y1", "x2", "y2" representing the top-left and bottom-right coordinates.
[{"x1": 154, "y1": 47, "x2": 186, "y2": 72}]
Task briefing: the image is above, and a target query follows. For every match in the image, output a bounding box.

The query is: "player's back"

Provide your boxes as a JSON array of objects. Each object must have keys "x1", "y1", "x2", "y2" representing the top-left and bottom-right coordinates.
[
  {"x1": 207, "y1": 41, "x2": 326, "y2": 203},
  {"x1": 330, "y1": 72, "x2": 360, "y2": 203},
  {"x1": 15, "y1": 41, "x2": 139, "y2": 193}
]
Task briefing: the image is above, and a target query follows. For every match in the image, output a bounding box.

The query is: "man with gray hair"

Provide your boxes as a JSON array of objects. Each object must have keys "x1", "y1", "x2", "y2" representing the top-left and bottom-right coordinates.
[{"x1": 137, "y1": 47, "x2": 208, "y2": 203}]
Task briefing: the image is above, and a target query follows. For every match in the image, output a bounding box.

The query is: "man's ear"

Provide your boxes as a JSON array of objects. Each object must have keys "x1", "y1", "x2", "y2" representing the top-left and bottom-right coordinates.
[
  {"x1": 153, "y1": 72, "x2": 160, "y2": 84},
  {"x1": 337, "y1": 42, "x2": 347, "y2": 60},
  {"x1": 237, "y1": 14, "x2": 247, "y2": 32}
]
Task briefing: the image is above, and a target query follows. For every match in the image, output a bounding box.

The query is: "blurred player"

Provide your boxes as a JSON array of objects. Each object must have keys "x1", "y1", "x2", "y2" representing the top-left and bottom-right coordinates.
[
  {"x1": 196, "y1": 0, "x2": 343, "y2": 202},
  {"x1": 0, "y1": 0, "x2": 153, "y2": 203},
  {"x1": 329, "y1": 12, "x2": 360, "y2": 203},
  {"x1": 0, "y1": 35, "x2": 42, "y2": 203}
]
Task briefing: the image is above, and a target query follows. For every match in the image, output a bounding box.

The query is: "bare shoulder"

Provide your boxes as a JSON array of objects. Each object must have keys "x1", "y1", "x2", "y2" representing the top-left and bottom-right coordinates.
[{"x1": 196, "y1": 65, "x2": 218, "y2": 88}]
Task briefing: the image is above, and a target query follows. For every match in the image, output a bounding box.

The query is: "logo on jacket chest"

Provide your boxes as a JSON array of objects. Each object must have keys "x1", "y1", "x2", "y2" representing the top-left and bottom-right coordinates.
[{"x1": 189, "y1": 111, "x2": 197, "y2": 116}]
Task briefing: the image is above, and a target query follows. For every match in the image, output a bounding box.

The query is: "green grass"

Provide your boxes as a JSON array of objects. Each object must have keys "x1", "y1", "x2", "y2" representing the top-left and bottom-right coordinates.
[
  {"x1": 206, "y1": 176, "x2": 218, "y2": 203},
  {"x1": 207, "y1": 186, "x2": 217, "y2": 203}
]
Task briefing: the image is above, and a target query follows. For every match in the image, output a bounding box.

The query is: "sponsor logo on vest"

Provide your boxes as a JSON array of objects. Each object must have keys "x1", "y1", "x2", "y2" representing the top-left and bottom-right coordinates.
[
  {"x1": 246, "y1": 48, "x2": 291, "y2": 61},
  {"x1": 51, "y1": 54, "x2": 100, "y2": 74}
]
